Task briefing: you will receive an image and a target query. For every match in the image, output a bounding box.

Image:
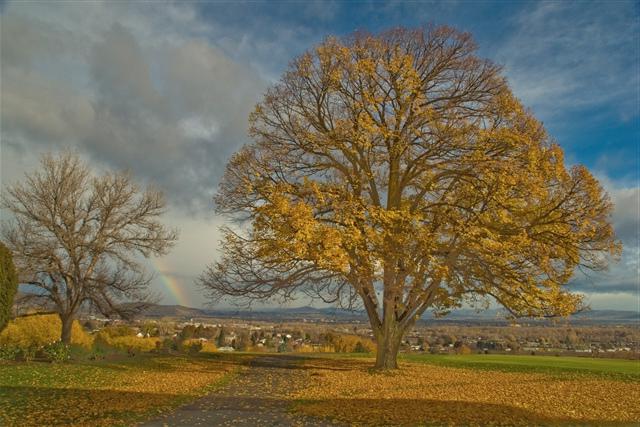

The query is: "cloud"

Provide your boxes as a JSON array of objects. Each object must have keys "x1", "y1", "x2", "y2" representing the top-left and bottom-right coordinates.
[
  {"x1": 568, "y1": 178, "x2": 639, "y2": 296},
  {"x1": 1, "y1": 1, "x2": 267, "y2": 305},
  {"x1": 1, "y1": 1, "x2": 266, "y2": 213},
  {"x1": 495, "y1": 1, "x2": 639, "y2": 123}
]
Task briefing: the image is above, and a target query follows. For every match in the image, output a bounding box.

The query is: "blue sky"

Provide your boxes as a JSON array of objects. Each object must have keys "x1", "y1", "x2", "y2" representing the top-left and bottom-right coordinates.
[{"x1": 1, "y1": 1, "x2": 638, "y2": 311}]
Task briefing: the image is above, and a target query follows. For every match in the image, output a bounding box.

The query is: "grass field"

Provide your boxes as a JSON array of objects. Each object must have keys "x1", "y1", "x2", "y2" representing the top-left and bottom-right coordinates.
[
  {"x1": 0, "y1": 353, "x2": 245, "y2": 426},
  {"x1": 401, "y1": 353, "x2": 640, "y2": 381}
]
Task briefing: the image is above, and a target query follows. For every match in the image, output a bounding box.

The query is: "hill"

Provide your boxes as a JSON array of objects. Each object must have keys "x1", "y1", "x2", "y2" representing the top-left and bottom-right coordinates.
[{"x1": 137, "y1": 304, "x2": 639, "y2": 325}]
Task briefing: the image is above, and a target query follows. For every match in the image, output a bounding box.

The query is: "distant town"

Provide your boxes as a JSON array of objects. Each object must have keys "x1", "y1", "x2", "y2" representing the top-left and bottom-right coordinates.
[{"x1": 61, "y1": 304, "x2": 639, "y2": 359}]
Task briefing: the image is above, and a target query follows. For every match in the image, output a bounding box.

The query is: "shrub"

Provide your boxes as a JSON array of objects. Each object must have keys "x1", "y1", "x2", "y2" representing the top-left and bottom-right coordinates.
[
  {"x1": 0, "y1": 345, "x2": 20, "y2": 361},
  {"x1": 200, "y1": 342, "x2": 217, "y2": 353},
  {"x1": 457, "y1": 344, "x2": 472, "y2": 355},
  {"x1": 353, "y1": 341, "x2": 369, "y2": 353},
  {"x1": 0, "y1": 314, "x2": 93, "y2": 349},
  {"x1": 186, "y1": 341, "x2": 203, "y2": 355},
  {"x1": 156, "y1": 337, "x2": 178, "y2": 354},
  {"x1": 98, "y1": 325, "x2": 135, "y2": 338},
  {"x1": 43, "y1": 341, "x2": 71, "y2": 362},
  {"x1": 95, "y1": 332, "x2": 159, "y2": 352},
  {"x1": 19, "y1": 346, "x2": 37, "y2": 362},
  {"x1": 0, "y1": 243, "x2": 19, "y2": 333},
  {"x1": 333, "y1": 335, "x2": 376, "y2": 353}
]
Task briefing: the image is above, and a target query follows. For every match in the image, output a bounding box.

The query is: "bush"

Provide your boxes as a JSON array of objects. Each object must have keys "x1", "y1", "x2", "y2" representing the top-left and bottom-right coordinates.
[
  {"x1": 353, "y1": 341, "x2": 369, "y2": 353},
  {"x1": 0, "y1": 243, "x2": 18, "y2": 334},
  {"x1": 200, "y1": 342, "x2": 217, "y2": 353},
  {"x1": 156, "y1": 337, "x2": 178, "y2": 354},
  {"x1": 0, "y1": 345, "x2": 20, "y2": 361},
  {"x1": 43, "y1": 341, "x2": 71, "y2": 362},
  {"x1": 95, "y1": 332, "x2": 159, "y2": 352},
  {"x1": 18, "y1": 346, "x2": 37, "y2": 362},
  {"x1": 456, "y1": 344, "x2": 472, "y2": 355},
  {"x1": 0, "y1": 314, "x2": 93, "y2": 350},
  {"x1": 333, "y1": 335, "x2": 376, "y2": 353},
  {"x1": 186, "y1": 341, "x2": 203, "y2": 355},
  {"x1": 98, "y1": 325, "x2": 134, "y2": 338}
]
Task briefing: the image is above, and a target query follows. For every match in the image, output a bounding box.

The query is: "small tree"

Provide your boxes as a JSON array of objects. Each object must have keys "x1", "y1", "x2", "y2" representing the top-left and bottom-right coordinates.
[
  {"x1": 0, "y1": 242, "x2": 19, "y2": 333},
  {"x1": 2, "y1": 152, "x2": 177, "y2": 343},
  {"x1": 200, "y1": 27, "x2": 619, "y2": 369},
  {"x1": 216, "y1": 326, "x2": 226, "y2": 347}
]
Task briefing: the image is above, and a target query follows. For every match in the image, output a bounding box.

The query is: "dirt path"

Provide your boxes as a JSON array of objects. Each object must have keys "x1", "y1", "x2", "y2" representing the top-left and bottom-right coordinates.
[{"x1": 141, "y1": 355, "x2": 343, "y2": 426}]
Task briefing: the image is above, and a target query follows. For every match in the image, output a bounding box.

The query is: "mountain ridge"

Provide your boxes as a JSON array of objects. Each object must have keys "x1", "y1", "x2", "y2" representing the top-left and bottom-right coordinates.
[{"x1": 138, "y1": 303, "x2": 639, "y2": 324}]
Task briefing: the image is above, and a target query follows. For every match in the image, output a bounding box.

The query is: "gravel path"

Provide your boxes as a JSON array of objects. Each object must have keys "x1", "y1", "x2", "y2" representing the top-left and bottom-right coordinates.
[{"x1": 141, "y1": 355, "x2": 343, "y2": 426}]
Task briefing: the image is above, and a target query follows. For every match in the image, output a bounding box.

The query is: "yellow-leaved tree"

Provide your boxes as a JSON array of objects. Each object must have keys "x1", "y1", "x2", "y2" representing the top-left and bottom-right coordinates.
[{"x1": 200, "y1": 27, "x2": 620, "y2": 369}]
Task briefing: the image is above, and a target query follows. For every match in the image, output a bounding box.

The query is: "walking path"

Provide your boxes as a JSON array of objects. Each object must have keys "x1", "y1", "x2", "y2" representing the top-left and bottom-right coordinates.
[{"x1": 141, "y1": 355, "x2": 343, "y2": 426}]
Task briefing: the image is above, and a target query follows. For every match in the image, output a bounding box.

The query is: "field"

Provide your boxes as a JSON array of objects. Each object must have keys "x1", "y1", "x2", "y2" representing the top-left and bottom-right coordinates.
[
  {"x1": 1, "y1": 352, "x2": 638, "y2": 426},
  {"x1": 402, "y1": 353, "x2": 640, "y2": 380}
]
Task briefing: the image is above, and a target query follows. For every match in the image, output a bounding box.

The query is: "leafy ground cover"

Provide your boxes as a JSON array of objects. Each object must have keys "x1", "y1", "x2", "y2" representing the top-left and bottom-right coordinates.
[
  {"x1": 0, "y1": 353, "x2": 245, "y2": 426},
  {"x1": 292, "y1": 354, "x2": 640, "y2": 425}
]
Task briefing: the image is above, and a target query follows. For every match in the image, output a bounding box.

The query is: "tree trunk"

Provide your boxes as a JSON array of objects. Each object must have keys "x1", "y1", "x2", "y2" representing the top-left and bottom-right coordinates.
[
  {"x1": 374, "y1": 325, "x2": 403, "y2": 370},
  {"x1": 60, "y1": 314, "x2": 74, "y2": 344}
]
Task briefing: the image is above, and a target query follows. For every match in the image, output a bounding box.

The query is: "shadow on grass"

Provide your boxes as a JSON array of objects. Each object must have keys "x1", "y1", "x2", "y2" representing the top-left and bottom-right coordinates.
[
  {"x1": 0, "y1": 385, "x2": 191, "y2": 426},
  {"x1": 292, "y1": 397, "x2": 630, "y2": 426}
]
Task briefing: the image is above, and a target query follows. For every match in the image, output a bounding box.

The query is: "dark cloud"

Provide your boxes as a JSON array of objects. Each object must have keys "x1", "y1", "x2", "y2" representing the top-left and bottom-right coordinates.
[{"x1": 1, "y1": 5, "x2": 266, "y2": 213}]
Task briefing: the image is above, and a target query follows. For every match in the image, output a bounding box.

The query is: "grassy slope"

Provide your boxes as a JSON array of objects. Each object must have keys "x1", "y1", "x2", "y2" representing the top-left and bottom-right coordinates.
[{"x1": 401, "y1": 353, "x2": 640, "y2": 381}]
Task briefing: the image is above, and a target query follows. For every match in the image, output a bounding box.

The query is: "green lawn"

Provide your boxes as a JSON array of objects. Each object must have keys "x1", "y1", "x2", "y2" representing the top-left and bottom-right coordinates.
[{"x1": 402, "y1": 353, "x2": 640, "y2": 381}]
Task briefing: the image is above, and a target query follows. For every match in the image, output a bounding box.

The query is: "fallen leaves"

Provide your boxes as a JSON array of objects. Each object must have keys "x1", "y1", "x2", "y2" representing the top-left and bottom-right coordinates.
[
  {"x1": 0, "y1": 355, "x2": 236, "y2": 426},
  {"x1": 291, "y1": 357, "x2": 640, "y2": 425}
]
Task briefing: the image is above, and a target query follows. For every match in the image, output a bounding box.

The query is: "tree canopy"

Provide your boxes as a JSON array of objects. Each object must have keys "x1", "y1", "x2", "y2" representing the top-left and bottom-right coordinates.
[{"x1": 200, "y1": 26, "x2": 620, "y2": 368}]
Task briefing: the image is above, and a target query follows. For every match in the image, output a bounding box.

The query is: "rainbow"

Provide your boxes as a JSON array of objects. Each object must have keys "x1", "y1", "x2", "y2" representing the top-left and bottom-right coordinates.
[{"x1": 153, "y1": 258, "x2": 191, "y2": 306}]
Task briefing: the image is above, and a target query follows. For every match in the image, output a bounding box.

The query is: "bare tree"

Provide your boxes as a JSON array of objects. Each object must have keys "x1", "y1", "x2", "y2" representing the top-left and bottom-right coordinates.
[
  {"x1": 199, "y1": 27, "x2": 619, "y2": 369},
  {"x1": 2, "y1": 152, "x2": 178, "y2": 343}
]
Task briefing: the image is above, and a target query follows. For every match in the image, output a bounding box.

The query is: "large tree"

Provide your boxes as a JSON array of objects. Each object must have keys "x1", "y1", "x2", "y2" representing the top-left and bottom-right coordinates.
[
  {"x1": 2, "y1": 152, "x2": 177, "y2": 343},
  {"x1": 200, "y1": 27, "x2": 620, "y2": 369}
]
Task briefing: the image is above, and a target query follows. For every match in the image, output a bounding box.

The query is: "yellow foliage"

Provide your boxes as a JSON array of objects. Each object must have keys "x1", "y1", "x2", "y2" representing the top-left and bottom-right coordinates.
[
  {"x1": 333, "y1": 335, "x2": 376, "y2": 353},
  {"x1": 0, "y1": 314, "x2": 93, "y2": 349},
  {"x1": 200, "y1": 342, "x2": 218, "y2": 353},
  {"x1": 96, "y1": 333, "x2": 159, "y2": 352},
  {"x1": 205, "y1": 26, "x2": 621, "y2": 369},
  {"x1": 293, "y1": 344, "x2": 317, "y2": 353},
  {"x1": 182, "y1": 338, "x2": 217, "y2": 353}
]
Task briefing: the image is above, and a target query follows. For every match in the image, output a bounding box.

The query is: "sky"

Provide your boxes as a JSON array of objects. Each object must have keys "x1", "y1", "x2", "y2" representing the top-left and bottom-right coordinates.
[{"x1": 1, "y1": 0, "x2": 638, "y2": 312}]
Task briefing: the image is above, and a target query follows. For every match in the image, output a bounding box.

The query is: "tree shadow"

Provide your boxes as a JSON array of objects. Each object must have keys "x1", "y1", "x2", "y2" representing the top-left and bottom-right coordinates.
[
  {"x1": 0, "y1": 385, "x2": 187, "y2": 426},
  {"x1": 1, "y1": 386, "x2": 631, "y2": 427},
  {"x1": 292, "y1": 397, "x2": 631, "y2": 426}
]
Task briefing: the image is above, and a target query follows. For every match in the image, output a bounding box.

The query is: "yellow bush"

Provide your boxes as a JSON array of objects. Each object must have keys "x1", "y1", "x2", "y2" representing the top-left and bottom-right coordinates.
[
  {"x1": 96, "y1": 334, "x2": 159, "y2": 352},
  {"x1": 201, "y1": 342, "x2": 217, "y2": 353},
  {"x1": 182, "y1": 339, "x2": 217, "y2": 353},
  {"x1": 333, "y1": 335, "x2": 376, "y2": 353},
  {"x1": 0, "y1": 314, "x2": 93, "y2": 349},
  {"x1": 293, "y1": 344, "x2": 314, "y2": 353}
]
